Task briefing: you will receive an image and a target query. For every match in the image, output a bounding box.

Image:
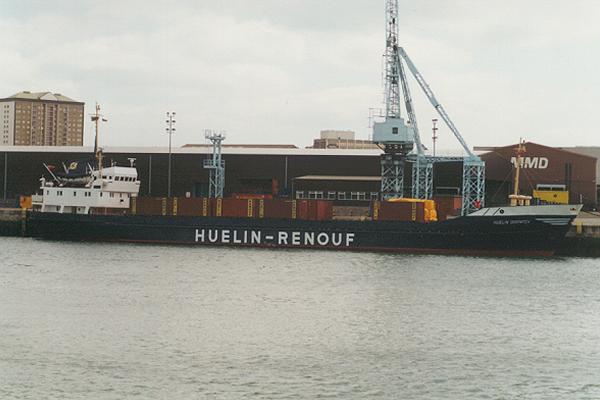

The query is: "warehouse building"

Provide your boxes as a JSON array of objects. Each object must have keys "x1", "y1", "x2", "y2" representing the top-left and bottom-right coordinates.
[
  {"x1": 1, "y1": 142, "x2": 596, "y2": 209},
  {"x1": 0, "y1": 146, "x2": 464, "y2": 205},
  {"x1": 478, "y1": 142, "x2": 597, "y2": 208},
  {"x1": 0, "y1": 146, "x2": 382, "y2": 202}
]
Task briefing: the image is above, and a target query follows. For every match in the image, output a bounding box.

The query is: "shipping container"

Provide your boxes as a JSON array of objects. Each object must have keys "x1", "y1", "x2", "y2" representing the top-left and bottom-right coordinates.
[
  {"x1": 315, "y1": 200, "x2": 333, "y2": 221},
  {"x1": 532, "y1": 189, "x2": 569, "y2": 205},
  {"x1": 19, "y1": 196, "x2": 32, "y2": 209},
  {"x1": 129, "y1": 197, "x2": 333, "y2": 221},
  {"x1": 176, "y1": 197, "x2": 211, "y2": 216},
  {"x1": 216, "y1": 198, "x2": 256, "y2": 218},
  {"x1": 262, "y1": 199, "x2": 294, "y2": 219},
  {"x1": 434, "y1": 195, "x2": 462, "y2": 221},
  {"x1": 296, "y1": 200, "x2": 309, "y2": 220},
  {"x1": 372, "y1": 200, "x2": 425, "y2": 222},
  {"x1": 133, "y1": 197, "x2": 165, "y2": 216}
]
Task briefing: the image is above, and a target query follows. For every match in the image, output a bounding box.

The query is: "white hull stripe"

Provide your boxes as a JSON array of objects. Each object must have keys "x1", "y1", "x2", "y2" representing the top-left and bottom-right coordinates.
[{"x1": 535, "y1": 218, "x2": 570, "y2": 225}]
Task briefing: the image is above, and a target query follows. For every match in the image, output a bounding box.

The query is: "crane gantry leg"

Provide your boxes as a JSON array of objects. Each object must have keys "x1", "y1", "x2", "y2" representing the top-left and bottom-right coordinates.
[
  {"x1": 380, "y1": 153, "x2": 404, "y2": 200},
  {"x1": 412, "y1": 156, "x2": 433, "y2": 199},
  {"x1": 461, "y1": 157, "x2": 485, "y2": 215}
]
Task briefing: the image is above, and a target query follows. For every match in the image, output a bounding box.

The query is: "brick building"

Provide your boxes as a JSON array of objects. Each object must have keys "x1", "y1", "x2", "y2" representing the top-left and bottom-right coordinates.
[{"x1": 0, "y1": 91, "x2": 84, "y2": 146}]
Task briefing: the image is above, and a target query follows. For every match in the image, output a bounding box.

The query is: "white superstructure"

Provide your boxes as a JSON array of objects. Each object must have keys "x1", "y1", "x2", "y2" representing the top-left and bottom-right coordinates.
[{"x1": 32, "y1": 165, "x2": 140, "y2": 214}]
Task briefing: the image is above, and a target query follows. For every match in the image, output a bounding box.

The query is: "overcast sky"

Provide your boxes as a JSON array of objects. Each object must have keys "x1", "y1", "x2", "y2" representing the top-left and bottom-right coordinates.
[{"x1": 1, "y1": 0, "x2": 599, "y2": 152}]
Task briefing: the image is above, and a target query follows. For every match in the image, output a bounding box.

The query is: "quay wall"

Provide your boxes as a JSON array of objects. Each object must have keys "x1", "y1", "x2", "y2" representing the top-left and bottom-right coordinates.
[{"x1": 0, "y1": 208, "x2": 25, "y2": 237}]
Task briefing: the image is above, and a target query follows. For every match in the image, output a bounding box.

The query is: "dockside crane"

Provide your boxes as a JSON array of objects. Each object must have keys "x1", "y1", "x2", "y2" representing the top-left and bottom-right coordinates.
[{"x1": 373, "y1": 0, "x2": 485, "y2": 215}]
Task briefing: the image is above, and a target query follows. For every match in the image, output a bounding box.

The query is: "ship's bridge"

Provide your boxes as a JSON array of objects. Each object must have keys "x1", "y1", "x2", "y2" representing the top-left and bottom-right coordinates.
[{"x1": 95, "y1": 166, "x2": 140, "y2": 193}]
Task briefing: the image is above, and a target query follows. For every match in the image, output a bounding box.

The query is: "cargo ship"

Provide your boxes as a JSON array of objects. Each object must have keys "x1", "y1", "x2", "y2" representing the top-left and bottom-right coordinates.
[
  {"x1": 21, "y1": 2, "x2": 584, "y2": 257},
  {"x1": 23, "y1": 104, "x2": 581, "y2": 257},
  {"x1": 26, "y1": 157, "x2": 581, "y2": 257}
]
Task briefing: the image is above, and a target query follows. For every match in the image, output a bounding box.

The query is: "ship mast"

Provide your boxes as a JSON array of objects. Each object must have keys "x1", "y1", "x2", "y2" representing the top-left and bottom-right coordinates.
[
  {"x1": 91, "y1": 103, "x2": 107, "y2": 177},
  {"x1": 509, "y1": 139, "x2": 531, "y2": 206},
  {"x1": 513, "y1": 139, "x2": 525, "y2": 197}
]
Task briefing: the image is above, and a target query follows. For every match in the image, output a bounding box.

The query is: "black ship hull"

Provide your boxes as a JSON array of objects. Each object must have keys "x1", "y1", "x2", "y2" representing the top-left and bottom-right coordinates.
[{"x1": 26, "y1": 209, "x2": 576, "y2": 257}]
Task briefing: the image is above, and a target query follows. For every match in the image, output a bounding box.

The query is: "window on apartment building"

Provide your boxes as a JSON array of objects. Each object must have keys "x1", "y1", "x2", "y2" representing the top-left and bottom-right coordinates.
[
  {"x1": 338, "y1": 192, "x2": 347, "y2": 200},
  {"x1": 327, "y1": 191, "x2": 336, "y2": 200},
  {"x1": 370, "y1": 192, "x2": 379, "y2": 200},
  {"x1": 296, "y1": 191, "x2": 305, "y2": 199}
]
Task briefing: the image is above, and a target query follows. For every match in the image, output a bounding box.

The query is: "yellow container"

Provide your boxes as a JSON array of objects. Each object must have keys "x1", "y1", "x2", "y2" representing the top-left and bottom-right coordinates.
[
  {"x1": 19, "y1": 196, "x2": 32, "y2": 209},
  {"x1": 387, "y1": 198, "x2": 420, "y2": 203},
  {"x1": 533, "y1": 190, "x2": 569, "y2": 204}
]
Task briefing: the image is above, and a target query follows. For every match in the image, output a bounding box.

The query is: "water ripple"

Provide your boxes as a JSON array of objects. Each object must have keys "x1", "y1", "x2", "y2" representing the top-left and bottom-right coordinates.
[{"x1": 1, "y1": 237, "x2": 600, "y2": 399}]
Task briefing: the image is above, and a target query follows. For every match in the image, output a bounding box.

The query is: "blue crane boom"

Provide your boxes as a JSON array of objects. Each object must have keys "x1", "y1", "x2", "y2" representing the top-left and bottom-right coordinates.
[
  {"x1": 398, "y1": 47, "x2": 476, "y2": 159},
  {"x1": 396, "y1": 52, "x2": 424, "y2": 156}
]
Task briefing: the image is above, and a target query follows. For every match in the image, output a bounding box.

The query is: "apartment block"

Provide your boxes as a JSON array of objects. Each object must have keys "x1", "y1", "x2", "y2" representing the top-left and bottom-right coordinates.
[{"x1": 0, "y1": 91, "x2": 84, "y2": 146}]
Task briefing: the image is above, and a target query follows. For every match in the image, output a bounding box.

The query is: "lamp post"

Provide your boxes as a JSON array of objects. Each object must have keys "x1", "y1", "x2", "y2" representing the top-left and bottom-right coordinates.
[
  {"x1": 432, "y1": 118, "x2": 438, "y2": 157},
  {"x1": 166, "y1": 112, "x2": 176, "y2": 198}
]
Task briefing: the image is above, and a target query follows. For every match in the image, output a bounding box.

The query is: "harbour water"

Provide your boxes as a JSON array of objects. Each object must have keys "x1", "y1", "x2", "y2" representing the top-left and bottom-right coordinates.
[{"x1": 1, "y1": 237, "x2": 600, "y2": 399}]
